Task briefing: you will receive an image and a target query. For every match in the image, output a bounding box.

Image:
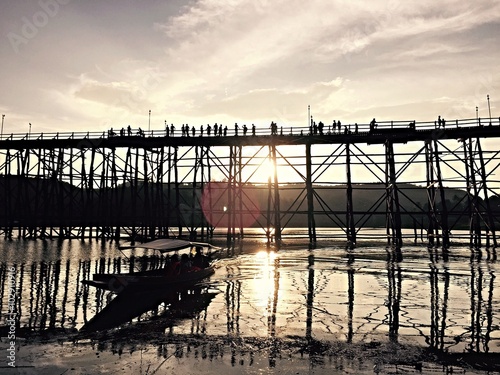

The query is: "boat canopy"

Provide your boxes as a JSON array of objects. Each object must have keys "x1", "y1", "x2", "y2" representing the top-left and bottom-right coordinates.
[{"x1": 119, "y1": 238, "x2": 212, "y2": 253}]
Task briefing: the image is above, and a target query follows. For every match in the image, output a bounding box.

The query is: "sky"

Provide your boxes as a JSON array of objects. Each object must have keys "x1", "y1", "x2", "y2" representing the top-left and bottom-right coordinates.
[{"x1": 0, "y1": 0, "x2": 499, "y2": 136}]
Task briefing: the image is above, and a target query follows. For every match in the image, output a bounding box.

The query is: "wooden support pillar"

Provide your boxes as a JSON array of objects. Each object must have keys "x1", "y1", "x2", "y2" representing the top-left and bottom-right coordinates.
[
  {"x1": 41, "y1": 149, "x2": 52, "y2": 238},
  {"x1": 21, "y1": 150, "x2": 31, "y2": 237},
  {"x1": 167, "y1": 146, "x2": 172, "y2": 237},
  {"x1": 271, "y1": 144, "x2": 281, "y2": 243},
  {"x1": 18, "y1": 149, "x2": 30, "y2": 238},
  {"x1": 206, "y1": 146, "x2": 213, "y2": 238},
  {"x1": 425, "y1": 141, "x2": 436, "y2": 245},
  {"x1": 119, "y1": 148, "x2": 130, "y2": 240},
  {"x1": 385, "y1": 141, "x2": 402, "y2": 247},
  {"x1": 143, "y1": 148, "x2": 153, "y2": 239},
  {"x1": 174, "y1": 146, "x2": 182, "y2": 238},
  {"x1": 157, "y1": 147, "x2": 165, "y2": 238},
  {"x1": 462, "y1": 140, "x2": 474, "y2": 247},
  {"x1": 238, "y1": 145, "x2": 244, "y2": 239},
  {"x1": 476, "y1": 139, "x2": 498, "y2": 247},
  {"x1": 226, "y1": 146, "x2": 234, "y2": 244},
  {"x1": 345, "y1": 143, "x2": 356, "y2": 244},
  {"x1": 306, "y1": 143, "x2": 316, "y2": 243},
  {"x1": 433, "y1": 140, "x2": 450, "y2": 247},
  {"x1": 132, "y1": 148, "x2": 140, "y2": 240},
  {"x1": 266, "y1": 151, "x2": 272, "y2": 244},
  {"x1": 80, "y1": 148, "x2": 87, "y2": 240},
  {"x1": 99, "y1": 154, "x2": 107, "y2": 240},
  {"x1": 69, "y1": 147, "x2": 75, "y2": 238},
  {"x1": 467, "y1": 139, "x2": 481, "y2": 247},
  {"x1": 191, "y1": 146, "x2": 199, "y2": 240},
  {"x1": 89, "y1": 147, "x2": 96, "y2": 238},
  {"x1": 110, "y1": 148, "x2": 120, "y2": 241},
  {"x1": 4, "y1": 150, "x2": 13, "y2": 238},
  {"x1": 200, "y1": 146, "x2": 205, "y2": 240}
]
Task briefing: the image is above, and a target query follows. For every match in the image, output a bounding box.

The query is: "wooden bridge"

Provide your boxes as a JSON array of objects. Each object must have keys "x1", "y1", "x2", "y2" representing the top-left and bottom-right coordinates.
[{"x1": 1, "y1": 117, "x2": 500, "y2": 247}]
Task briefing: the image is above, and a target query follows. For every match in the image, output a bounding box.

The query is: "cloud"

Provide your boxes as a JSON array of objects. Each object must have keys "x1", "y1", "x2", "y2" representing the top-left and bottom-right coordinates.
[
  {"x1": 151, "y1": 1, "x2": 500, "y2": 109},
  {"x1": 186, "y1": 78, "x2": 345, "y2": 123},
  {"x1": 158, "y1": 0, "x2": 500, "y2": 69}
]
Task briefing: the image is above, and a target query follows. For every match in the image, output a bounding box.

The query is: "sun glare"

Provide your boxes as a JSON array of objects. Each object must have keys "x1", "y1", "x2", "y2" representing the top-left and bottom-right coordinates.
[
  {"x1": 250, "y1": 158, "x2": 276, "y2": 183},
  {"x1": 251, "y1": 250, "x2": 280, "y2": 310},
  {"x1": 255, "y1": 249, "x2": 278, "y2": 260}
]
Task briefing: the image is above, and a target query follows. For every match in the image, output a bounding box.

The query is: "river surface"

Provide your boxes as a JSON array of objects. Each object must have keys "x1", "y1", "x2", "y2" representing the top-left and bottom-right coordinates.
[{"x1": 0, "y1": 232, "x2": 499, "y2": 374}]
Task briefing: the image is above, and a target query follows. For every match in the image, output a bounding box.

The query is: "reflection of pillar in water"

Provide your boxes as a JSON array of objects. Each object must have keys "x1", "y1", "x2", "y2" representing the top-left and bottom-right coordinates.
[
  {"x1": 485, "y1": 267, "x2": 495, "y2": 352},
  {"x1": 267, "y1": 257, "x2": 280, "y2": 368},
  {"x1": 48, "y1": 260, "x2": 62, "y2": 329},
  {"x1": 429, "y1": 261, "x2": 438, "y2": 348},
  {"x1": 28, "y1": 262, "x2": 37, "y2": 329},
  {"x1": 82, "y1": 260, "x2": 92, "y2": 325},
  {"x1": 267, "y1": 257, "x2": 280, "y2": 337},
  {"x1": 469, "y1": 261, "x2": 482, "y2": 352},
  {"x1": 60, "y1": 259, "x2": 71, "y2": 327},
  {"x1": 467, "y1": 260, "x2": 495, "y2": 353},
  {"x1": 0, "y1": 264, "x2": 6, "y2": 314},
  {"x1": 37, "y1": 262, "x2": 52, "y2": 331},
  {"x1": 347, "y1": 266, "x2": 354, "y2": 343},
  {"x1": 73, "y1": 260, "x2": 85, "y2": 325},
  {"x1": 387, "y1": 260, "x2": 401, "y2": 342},
  {"x1": 428, "y1": 257, "x2": 450, "y2": 351},
  {"x1": 306, "y1": 253, "x2": 314, "y2": 339},
  {"x1": 17, "y1": 264, "x2": 25, "y2": 327},
  {"x1": 225, "y1": 279, "x2": 241, "y2": 334},
  {"x1": 439, "y1": 266, "x2": 450, "y2": 351},
  {"x1": 39, "y1": 262, "x2": 50, "y2": 330}
]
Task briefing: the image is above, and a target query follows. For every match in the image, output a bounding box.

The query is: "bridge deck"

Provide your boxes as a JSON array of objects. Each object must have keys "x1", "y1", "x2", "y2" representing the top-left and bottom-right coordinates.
[{"x1": 1, "y1": 120, "x2": 500, "y2": 149}]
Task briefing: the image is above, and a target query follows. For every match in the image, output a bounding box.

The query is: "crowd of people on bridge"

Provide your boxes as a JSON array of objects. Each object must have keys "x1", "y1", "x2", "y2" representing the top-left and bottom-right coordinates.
[{"x1": 104, "y1": 114, "x2": 500, "y2": 141}]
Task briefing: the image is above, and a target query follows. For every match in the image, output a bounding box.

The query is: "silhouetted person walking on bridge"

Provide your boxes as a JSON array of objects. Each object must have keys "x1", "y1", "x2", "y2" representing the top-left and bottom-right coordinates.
[{"x1": 438, "y1": 116, "x2": 446, "y2": 129}]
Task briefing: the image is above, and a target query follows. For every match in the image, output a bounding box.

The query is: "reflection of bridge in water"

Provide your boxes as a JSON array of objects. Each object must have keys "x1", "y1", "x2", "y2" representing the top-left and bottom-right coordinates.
[
  {"x1": 0, "y1": 245, "x2": 498, "y2": 372},
  {"x1": 1, "y1": 117, "x2": 500, "y2": 247}
]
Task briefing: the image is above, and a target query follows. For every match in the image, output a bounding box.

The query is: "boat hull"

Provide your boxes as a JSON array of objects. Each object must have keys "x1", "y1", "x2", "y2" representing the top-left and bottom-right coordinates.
[{"x1": 82, "y1": 266, "x2": 215, "y2": 293}]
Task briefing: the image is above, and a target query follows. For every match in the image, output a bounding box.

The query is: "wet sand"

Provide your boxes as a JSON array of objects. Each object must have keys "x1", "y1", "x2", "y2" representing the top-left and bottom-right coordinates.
[{"x1": 6, "y1": 332, "x2": 498, "y2": 374}]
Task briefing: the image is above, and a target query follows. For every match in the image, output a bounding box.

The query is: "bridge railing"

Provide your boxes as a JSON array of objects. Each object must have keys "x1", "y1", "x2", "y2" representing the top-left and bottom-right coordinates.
[{"x1": 0, "y1": 117, "x2": 499, "y2": 141}]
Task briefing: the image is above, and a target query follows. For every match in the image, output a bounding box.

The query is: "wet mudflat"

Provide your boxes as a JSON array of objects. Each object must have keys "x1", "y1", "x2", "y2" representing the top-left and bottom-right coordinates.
[{"x1": 0, "y1": 237, "x2": 499, "y2": 374}]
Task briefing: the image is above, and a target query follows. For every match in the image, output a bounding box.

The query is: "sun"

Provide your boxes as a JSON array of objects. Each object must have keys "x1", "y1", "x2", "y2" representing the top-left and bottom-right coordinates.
[{"x1": 245, "y1": 155, "x2": 276, "y2": 184}]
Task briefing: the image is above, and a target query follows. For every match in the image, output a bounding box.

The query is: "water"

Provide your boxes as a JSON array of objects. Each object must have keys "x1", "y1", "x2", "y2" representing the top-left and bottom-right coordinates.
[{"x1": 0, "y1": 233, "x2": 499, "y2": 374}]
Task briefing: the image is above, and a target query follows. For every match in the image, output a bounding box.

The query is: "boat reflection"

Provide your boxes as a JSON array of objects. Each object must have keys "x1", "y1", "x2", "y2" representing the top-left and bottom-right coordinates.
[{"x1": 81, "y1": 286, "x2": 218, "y2": 333}]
